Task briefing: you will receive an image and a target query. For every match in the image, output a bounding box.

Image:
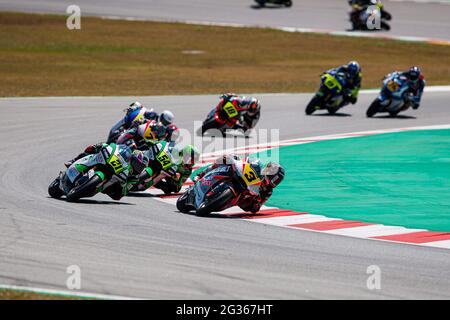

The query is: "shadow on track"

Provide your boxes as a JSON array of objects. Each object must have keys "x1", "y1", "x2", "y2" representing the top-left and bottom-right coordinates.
[
  {"x1": 250, "y1": 5, "x2": 286, "y2": 10},
  {"x1": 371, "y1": 114, "x2": 417, "y2": 120},
  {"x1": 47, "y1": 197, "x2": 135, "y2": 205},
  {"x1": 177, "y1": 210, "x2": 265, "y2": 220},
  {"x1": 126, "y1": 192, "x2": 183, "y2": 198},
  {"x1": 310, "y1": 112, "x2": 352, "y2": 117}
]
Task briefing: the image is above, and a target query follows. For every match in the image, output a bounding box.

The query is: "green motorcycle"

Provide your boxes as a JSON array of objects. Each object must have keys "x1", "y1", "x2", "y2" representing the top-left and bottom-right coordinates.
[
  {"x1": 129, "y1": 141, "x2": 178, "y2": 192},
  {"x1": 305, "y1": 73, "x2": 354, "y2": 115},
  {"x1": 48, "y1": 143, "x2": 133, "y2": 202}
]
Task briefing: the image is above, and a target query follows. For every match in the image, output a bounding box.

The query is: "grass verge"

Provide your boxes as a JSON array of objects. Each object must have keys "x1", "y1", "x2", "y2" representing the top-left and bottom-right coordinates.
[
  {"x1": 0, "y1": 289, "x2": 81, "y2": 300},
  {"x1": 1, "y1": 12, "x2": 449, "y2": 97}
]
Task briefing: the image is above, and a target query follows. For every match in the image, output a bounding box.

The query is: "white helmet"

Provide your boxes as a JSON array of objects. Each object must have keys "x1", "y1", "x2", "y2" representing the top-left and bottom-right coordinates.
[{"x1": 159, "y1": 110, "x2": 174, "y2": 126}]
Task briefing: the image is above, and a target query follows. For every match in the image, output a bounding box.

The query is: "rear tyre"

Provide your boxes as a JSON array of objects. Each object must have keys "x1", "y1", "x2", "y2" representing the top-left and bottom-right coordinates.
[
  {"x1": 327, "y1": 107, "x2": 338, "y2": 115},
  {"x1": 381, "y1": 21, "x2": 391, "y2": 31},
  {"x1": 196, "y1": 188, "x2": 235, "y2": 216},
  {"x1": 48, "y1": 178, "x2": 63, "y2": 199},
  {"x1": 66, "y1": 175, "x2": 102, "y2": 202},
  {"x1": 305, "y1": 96, "x2": 322, "y2": 115},
  {"x1": 366, "y1": 100, "x2": 380, "y2": 118},
  {"x1": 381, "y1": 10, "x2": 392, "y2": 21},
  {"x1": 176, "y1": 192, "x2": 191, "y2": 213},
  {"x1": 389, "y1": 110, "x2": 400, "y2": 117}
]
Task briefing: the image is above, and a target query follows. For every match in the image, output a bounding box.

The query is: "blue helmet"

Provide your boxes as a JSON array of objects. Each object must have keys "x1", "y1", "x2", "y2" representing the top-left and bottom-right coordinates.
[{"x1": 347, "y1": 61, "x2": 361, "y2": 78}]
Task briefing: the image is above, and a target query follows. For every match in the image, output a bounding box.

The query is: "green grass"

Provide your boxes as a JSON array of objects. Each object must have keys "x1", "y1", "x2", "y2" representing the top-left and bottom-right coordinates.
[{"x1": 1, "y1": 12, "x2": 450, "y2": 96}]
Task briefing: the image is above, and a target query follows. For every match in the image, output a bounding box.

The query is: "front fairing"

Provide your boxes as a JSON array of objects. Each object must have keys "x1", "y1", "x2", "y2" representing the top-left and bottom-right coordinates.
[
  {"x1": 379, "y1": 76, "x2": 409, "y2": 110},
  {"x1": 193, "y1": 167, "x2": 233, "y2": 209}
]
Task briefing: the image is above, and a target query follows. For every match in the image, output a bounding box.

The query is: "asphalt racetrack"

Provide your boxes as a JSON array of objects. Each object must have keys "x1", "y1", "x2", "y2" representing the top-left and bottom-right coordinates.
[
  {"x1": 1, "y1": 91, "x2": 450, "y2": 299},
  {"x1": 1, "y1": 0, "x2": 450, "y2": 41}
]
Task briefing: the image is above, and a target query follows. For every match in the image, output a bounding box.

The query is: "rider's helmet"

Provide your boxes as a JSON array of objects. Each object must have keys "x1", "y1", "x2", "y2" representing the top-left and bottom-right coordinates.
[
  {"x1": 159, "y1": 110, "x2": 174, "y2": 126},
  {"x1": 130, "y1": 150, "x2": 148, "y2": 174},
  {"x1": 261, "y1": 162, "x2": 285, "y2": 188},
  {"x1": 129, "y1": 101, "x2": 143, "y2": 110},
  {"x1": 167, "y1": 124, "x2": 180, "y2": 142},
  {"x1": 244, "y1": 97, "x2": 261, "y2": 116},
  {"x1": 406, "y1": 66, "x2": 421, "y2": 83},
  {"x1": 347, "y1": 61, "x2": 361, "y2": 78},
  {"x1": 143, "y1": 120, "x2": 167, "y2": 142},
  {"x1": 179, "y1": 145, "x2": 200, "y2": 169}
]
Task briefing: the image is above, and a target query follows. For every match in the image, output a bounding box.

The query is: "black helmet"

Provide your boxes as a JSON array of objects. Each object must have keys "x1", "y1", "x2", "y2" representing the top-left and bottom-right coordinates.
[
  {"x1": 243, "y1": 97, "x2": 261, "y2": 116},
  {"x1": 262, "y1": 162, "x2": 285, "y2": 188},
  {"x1": 407, "y1": 66, "x2": 421, "y2": 83}
]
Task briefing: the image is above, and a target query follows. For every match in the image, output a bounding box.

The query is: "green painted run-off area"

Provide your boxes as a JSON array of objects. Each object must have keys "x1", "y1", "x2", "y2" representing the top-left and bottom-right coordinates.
[{"x1": 255, "y1": 129, "x2": 450, "y2": 232}]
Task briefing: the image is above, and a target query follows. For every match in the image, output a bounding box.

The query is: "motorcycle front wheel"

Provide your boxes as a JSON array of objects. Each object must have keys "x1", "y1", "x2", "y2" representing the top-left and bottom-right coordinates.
[
  {"x1": 66, "y1": 175, "x2": 102, "y2": 202},
  {"x1": 176, "y1": 191, "x2": 192, "y2": 213},
  {"x1": 48, "y1": 178, "x2": 64, "y2": 199},
  {"x1": 305, "y1": 95, "x2": 323, "y2": 115},
  {"x1": 366, "y1": 100, "x2": 381, "y2": 118},
  {"x1": 201, "y1": 117, "x2": 219, "y2": 135},
  {"x1": 196, "y1": 188, "x2": 235, "y2": 216}
]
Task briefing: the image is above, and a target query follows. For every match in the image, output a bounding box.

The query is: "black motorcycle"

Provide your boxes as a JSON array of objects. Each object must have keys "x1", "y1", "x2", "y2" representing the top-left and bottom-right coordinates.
[
  {"x1": 349, "y1": 1, "x2": 391, "y2": 31},
  {"x1": 254, "y1": 0, "x2": 293, "y2": 8}
]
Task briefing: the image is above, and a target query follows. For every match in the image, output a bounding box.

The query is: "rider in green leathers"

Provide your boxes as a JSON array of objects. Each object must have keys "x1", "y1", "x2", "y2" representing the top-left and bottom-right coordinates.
[{"x1": 129, "y1": 143, "x2": 200, "y2": 194}]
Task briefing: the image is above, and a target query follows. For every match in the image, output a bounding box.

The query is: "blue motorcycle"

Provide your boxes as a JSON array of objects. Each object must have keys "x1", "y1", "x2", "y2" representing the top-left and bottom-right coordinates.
[
  {"x1": 106, "y1": 104, "x2": 152, "y2": 143},
  {"x1": 366, "y1": 73, "x2": 414, "y2": 117}
]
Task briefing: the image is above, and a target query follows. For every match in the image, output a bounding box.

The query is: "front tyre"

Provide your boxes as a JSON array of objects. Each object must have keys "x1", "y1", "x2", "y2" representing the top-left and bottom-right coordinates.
[
  {"x1": 48, "y1": 178, "x2": 63, "y2": 199},
  {"x1": 284, "y1": 0, "x2": 292, "y2": 7},
  {"x1": 196, "y1": 188, "x2": 235, "y2": 216},
  {"x1": 305, "y1": 95, "x2": 322, "y2": 115},
  {"x1": 366, "y1": 100, "x2": 381, "y2": 118},
  {"x1": 201, "y1": 118, "x2": 219, "y2": 135},
  {"x1": 66, "y1": 175, "x2": 102, "y2": 202},
  {"x1": 176, "y1": 192, "x2": 191, "y2": 213}
]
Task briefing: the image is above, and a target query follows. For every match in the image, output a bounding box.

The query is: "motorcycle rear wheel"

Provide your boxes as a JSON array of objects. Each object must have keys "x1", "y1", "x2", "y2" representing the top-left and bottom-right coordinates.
[
  {"x1": 381, "y1": 10, "x2": 392, "y2": 21},
  {"x1": 66, "y1": 175, "x2": 102, "y2": 202},
  {"x1": 381, "y1": 21, "x2": 391, "y2": 31},
  {"x1": 389, "y1": 110, "x2": 400, "y2": 117}
]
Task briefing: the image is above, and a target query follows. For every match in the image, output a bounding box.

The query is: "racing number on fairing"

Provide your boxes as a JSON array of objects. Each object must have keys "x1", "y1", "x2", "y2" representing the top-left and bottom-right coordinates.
[
  {"x1": 108, "y1": 155, "x2": 124, "y2": 173},
  {"x1": 156, "y1": 152, "x2": 173, "y2": 170},
  {"x1": 242, "y1": 164, "x2": 261, "y2": 186},
  {"x1": 223, "y1": 102, "x2": 239, "y2": 118},
  {"x1": 387, "y1": 80, "x2": 400, "y2": 92}
]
